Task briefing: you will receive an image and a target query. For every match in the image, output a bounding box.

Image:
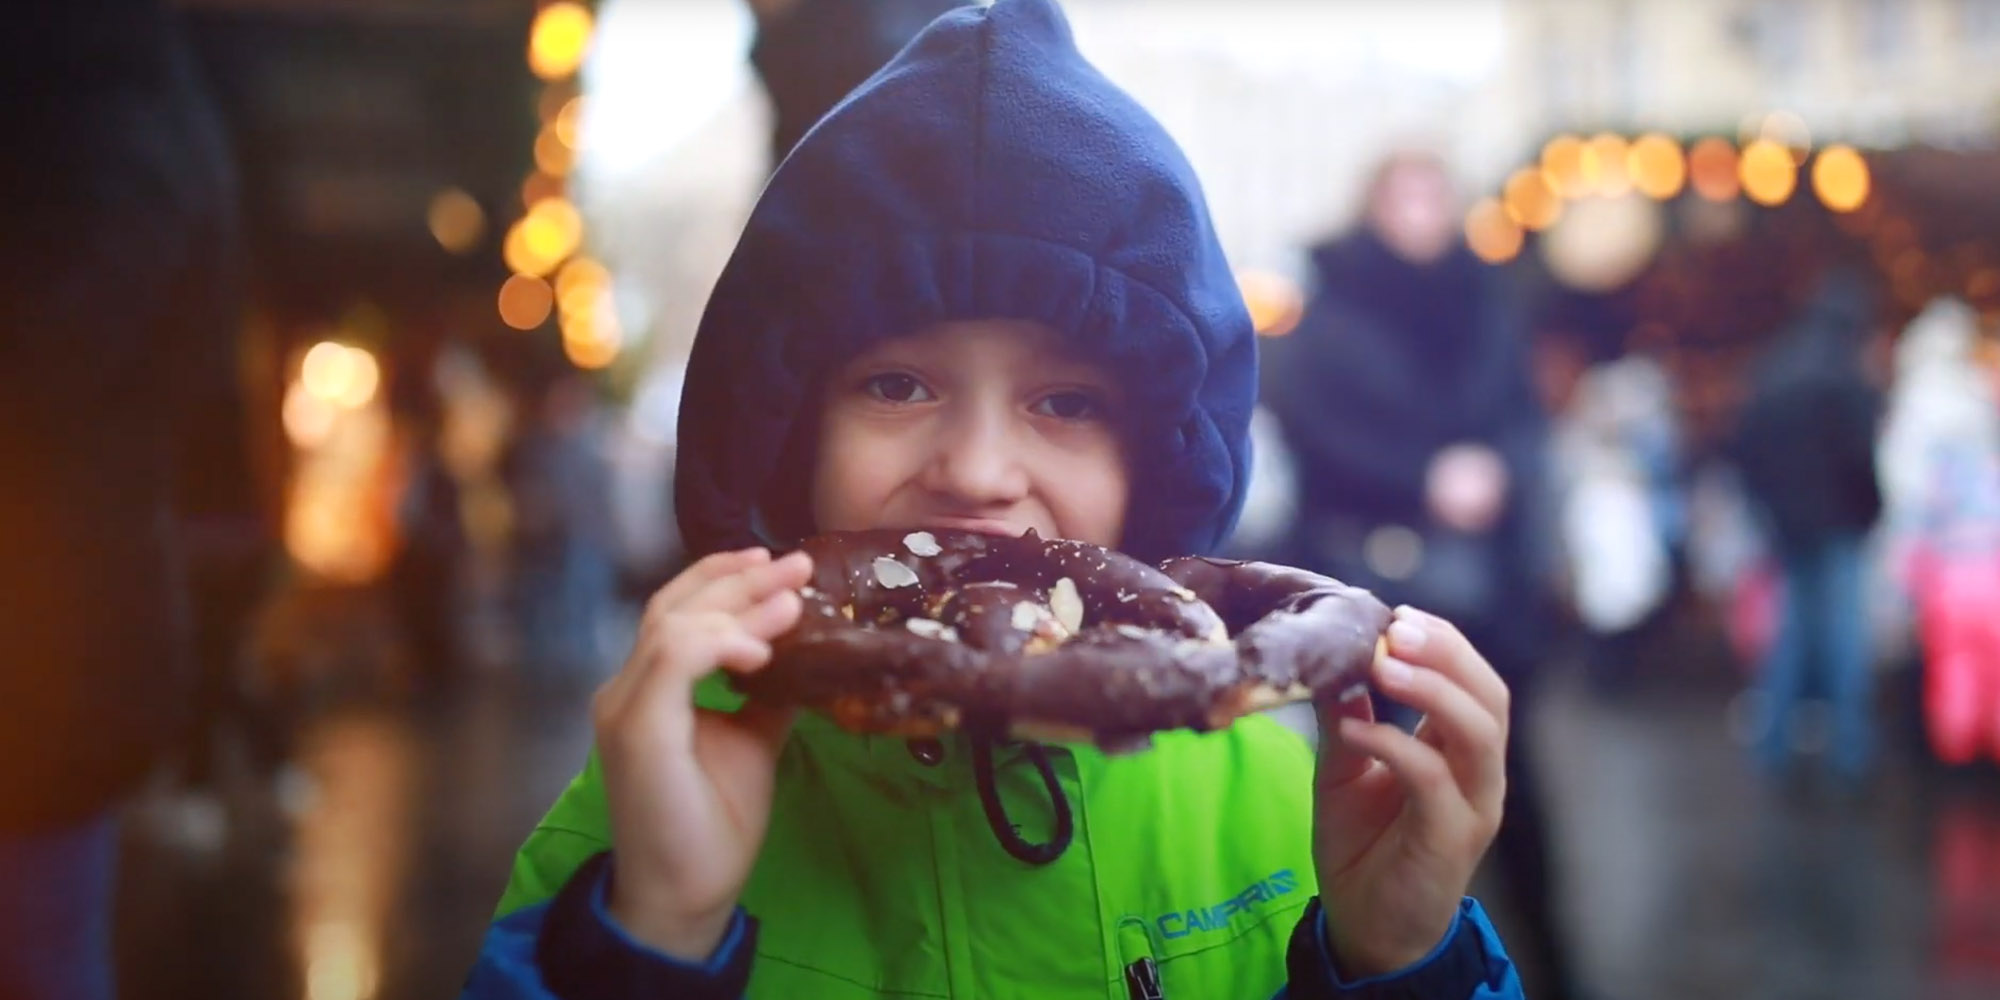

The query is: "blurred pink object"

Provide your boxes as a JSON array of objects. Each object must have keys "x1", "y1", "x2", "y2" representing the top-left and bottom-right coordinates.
[
  {"x1": 1902, "y1": 436, "x2": 2000, "y2": 765},
  {"x1": 1728, "y1": 559, "x2": 1781, "y2": 672},
  {"x1": 1911, "y1": 550, "x2": 2000, "y2": 765}
]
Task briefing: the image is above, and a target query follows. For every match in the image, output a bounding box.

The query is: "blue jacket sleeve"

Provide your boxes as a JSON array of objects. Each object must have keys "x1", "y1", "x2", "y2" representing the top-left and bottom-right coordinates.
[
  {"x1": 459, "y1": 852, "x2": 757, "y2": 1000},
  {"x1": 1274, "y1": 896, "x2": 1523, "y2": 1000}
]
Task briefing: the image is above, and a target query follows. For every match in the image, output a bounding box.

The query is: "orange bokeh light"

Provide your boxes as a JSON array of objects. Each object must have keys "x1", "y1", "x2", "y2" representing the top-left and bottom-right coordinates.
[
  {"x1": 528, "y1": 3, "x2": 594, "y2": 81},
  {"x1": 1465, "y1": 198, "x2": 1525, "y2": 264},
  {"x1": 498, "y1": 274, "x2": 555, "y2": 330},
  {"x1": 1688, "y1": 137, "x2": 1741, "y2": 202},
  {"x1": 1627, "y1": 134, "x2": 1686, "y2": 200},
  {"x1": 1811, "y1": 144, "x2": 1871, "y2": 213},
  {"x1": 1582, "y1": 133, "x2": 1632, "y2": 197},
  {"x1": 1540, "y1": 135, "x2": 1589, "y2": 199},
  {"x1": 1739, "y1": 138, "x2": 1798, "y2": 207},
  {"x1": 1502, "y1": 168, "x2": 1563, "y2": 231}
]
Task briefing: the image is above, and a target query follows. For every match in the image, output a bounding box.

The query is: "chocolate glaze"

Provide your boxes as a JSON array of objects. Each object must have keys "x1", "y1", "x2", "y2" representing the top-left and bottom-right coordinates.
[
  {"x1": 1162, "y1": 556, "x2": 1394, "y2": 693},
  {"x1": 934, "y1": 581, "x2": 1052, "y2": 658},
  {"x1": 735, "y1": 531, "x2": 1391, "y2": 741}
]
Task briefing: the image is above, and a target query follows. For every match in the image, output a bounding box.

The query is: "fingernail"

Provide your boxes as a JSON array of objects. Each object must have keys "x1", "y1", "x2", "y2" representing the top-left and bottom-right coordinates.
[
  {"x1": 1376, "y1": 656, "x2": 1414, "y2": 687},
  {"x1": 1387, "y1": 618, "x2": 1427, "y2": 655}
]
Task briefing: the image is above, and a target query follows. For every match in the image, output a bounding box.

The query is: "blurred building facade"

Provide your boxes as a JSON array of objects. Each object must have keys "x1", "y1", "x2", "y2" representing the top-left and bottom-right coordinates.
[
  {"x1": 584, "y1": 0, "x2": 2000, "y2": 378},
  {"x1": 1501, "y1": 0, "x2": 2000, "y2": 148}
]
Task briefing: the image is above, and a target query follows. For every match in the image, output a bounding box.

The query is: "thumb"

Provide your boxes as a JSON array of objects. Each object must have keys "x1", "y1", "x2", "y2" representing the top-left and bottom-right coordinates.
[{"x1": 1314, "y1": 688, "x2": 1379, "y2": 785}]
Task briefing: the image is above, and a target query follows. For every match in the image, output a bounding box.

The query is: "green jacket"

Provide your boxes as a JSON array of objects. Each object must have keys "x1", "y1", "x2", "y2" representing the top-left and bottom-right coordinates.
[{"x1": 497, "y1": 709, "x2": 1321, "y2": 998}]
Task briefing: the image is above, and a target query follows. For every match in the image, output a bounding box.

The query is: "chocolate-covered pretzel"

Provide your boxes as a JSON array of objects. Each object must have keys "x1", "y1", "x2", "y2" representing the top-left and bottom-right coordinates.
[
  {"x1": 1159, "y1": 556, "x2": 1393, "y2": 696},
  {"x1": 735, "y1": 529, "x2": 1391, "y2": 747}
]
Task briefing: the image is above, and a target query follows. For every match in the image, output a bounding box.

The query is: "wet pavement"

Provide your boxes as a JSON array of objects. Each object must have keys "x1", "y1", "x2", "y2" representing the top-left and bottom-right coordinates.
[
  {"x1": 112, "y1": 592, "x2": 2000, "y2": 1000},
  {"x1": 1525, "y1": 653, "x2": 2000, "y2": 1000}
]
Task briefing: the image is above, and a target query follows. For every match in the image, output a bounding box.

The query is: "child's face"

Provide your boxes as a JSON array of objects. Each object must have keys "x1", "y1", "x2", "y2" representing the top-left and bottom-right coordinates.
[{"x1": 810, "y1": 319, "x2": 1129, "y2": 547}]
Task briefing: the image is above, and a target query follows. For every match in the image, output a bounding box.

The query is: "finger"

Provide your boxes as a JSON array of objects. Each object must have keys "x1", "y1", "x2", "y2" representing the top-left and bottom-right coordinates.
[
  {"x1": 735, "y1": 587, "x2": 805, "y2": 642},
  {"x1": 599, "y1": 598, "x2": 697, "y2": 718},
  {"x1": 1335, "y1": 717, "x2": 1475, "y2": 831},
  {"x1": 650, "y1": 547, "x2": 771, "y2": 613},
  {"x1": 623, "y1": 613, "x2": 772, "y2": 723},
  {"x1": 1410, "y1": 717, "x2": 1504, "y2": 826},
  {"x1": 1386, "y1": 607, "x2": 1509, "y2": 730},
  {"x1": 1375, "y1": 657, "x2": 1506, "y2": 809},
  {"x1": 684, "y1": 550, "x2": 815, "y2": 616},
  {"x1": 599, "y1": 612, "x2": 725, "y2": 749},
  {"x1": 1313, "y1": 685, "x2": 1379, "y2": 786}
]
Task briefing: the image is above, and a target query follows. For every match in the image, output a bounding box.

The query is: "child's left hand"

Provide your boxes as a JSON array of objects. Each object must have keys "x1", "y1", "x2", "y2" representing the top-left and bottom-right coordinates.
[{"x1": 1310, "y1": 605, "x2": 1509, "y2": 978}]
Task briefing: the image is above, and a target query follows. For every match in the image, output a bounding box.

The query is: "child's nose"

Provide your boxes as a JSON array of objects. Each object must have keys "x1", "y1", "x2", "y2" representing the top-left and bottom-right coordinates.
[{"x1": 922, "y1": 408, "x2": 1029, "y2": 505}]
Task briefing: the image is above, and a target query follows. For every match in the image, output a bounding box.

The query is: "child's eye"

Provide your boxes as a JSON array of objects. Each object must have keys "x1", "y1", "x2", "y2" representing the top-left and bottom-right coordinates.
[
  {"x1": 862, "y1": 372, "x2": 933, "y2": 403},
  {"x1": 1031, "y1": 390, "x2": 1102, "y2": 420}
]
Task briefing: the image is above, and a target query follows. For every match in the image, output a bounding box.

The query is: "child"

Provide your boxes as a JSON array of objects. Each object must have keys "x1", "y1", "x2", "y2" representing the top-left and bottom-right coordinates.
[
  {"x1": 1879, "y1": 299, "x2": 2000, "y2": 766},
  {"x1": 464, "y1": 1, "x2": 1522, "y2": 996},
  {"x1": 1904, "y1": 437, "x2": 2000, "y2": 765}
]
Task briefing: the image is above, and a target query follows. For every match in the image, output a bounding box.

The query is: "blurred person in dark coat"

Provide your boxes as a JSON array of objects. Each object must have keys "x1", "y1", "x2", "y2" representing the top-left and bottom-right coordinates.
[
  {"x1": 1262, "y1": 150, "x2": 1578, "y2": 1000},
  {"x1": 0, "y1": 2, "x2": 241, "y2": 997},
  {"x1": 502, "y1": 373, "x2": 618, "y2": 678},
  {"x1": 1731, "y1": 269, "x2": 1886, "y2": 785},
  {"x1": 746, "y1": 0, "x2": 974, "y2": 163}
]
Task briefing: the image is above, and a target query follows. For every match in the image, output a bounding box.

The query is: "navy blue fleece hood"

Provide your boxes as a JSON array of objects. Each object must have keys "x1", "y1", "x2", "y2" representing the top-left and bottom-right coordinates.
[{"x1": 674, "y1": 0, "x2": 1255, "y2": 563}]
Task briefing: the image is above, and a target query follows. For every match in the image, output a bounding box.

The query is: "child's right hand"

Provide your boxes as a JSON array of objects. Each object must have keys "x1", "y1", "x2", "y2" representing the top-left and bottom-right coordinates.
[{"x1": 592, "y1": 546, "x2": 813, "y2": 962}]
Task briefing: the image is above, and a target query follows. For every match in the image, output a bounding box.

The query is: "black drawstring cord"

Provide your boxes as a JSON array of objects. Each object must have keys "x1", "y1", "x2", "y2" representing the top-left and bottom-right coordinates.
[{"x1": 969, "y1": 731, "x2": 1074, "y2": 866}]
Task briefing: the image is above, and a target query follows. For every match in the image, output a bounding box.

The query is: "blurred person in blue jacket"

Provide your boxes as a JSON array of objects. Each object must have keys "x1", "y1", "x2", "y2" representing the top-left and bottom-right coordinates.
[{"x1": 1730, "y1": 268, "x2": 1886, "y2": 786}]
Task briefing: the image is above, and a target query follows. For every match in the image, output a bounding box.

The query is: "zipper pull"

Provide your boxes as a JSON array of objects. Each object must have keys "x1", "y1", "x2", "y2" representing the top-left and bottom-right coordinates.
[{"x1": 1124, "y1": 957, "x2": 1165, "y2": 1000}]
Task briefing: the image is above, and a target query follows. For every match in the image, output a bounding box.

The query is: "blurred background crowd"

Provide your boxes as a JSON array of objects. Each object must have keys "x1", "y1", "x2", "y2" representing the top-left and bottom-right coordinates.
[{"x1": 6, "y1": 1, "x2": 2000, "y2": 998}]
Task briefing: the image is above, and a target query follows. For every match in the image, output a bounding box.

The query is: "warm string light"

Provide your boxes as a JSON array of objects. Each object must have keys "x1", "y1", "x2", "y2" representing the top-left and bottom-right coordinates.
[
  {"x1": 1502, "y1": 167, "x2": 1563, "y2": 231},
  {"x1": 496, "y1": 3, "x2": 619, "y2": 368},
  {"x1": 529, "y1": 3, "x2": 594, "y2": 81},
  {"x1": 1471, "y1": 117, "x2": 1878, "y2": 274},
  {"x1": 1540, "y1": 135, "x2": 1588, "y2": 199},
  {"x1": 1581, "y1": 132, "x2": 1632, "y2": 198},
  {"x1": 300, "y1": 341, "x2": 381, "y2": 410},
  {"x1": 1738, "y1": 138, "x2": 1797, "y2": 206},
  {"x1": 555, "y1": 97, "x2": 586, "y2": 149},
  {"x1": 1464, "y1": 197, "x2": 1524, "y2": 264},
  {"x1": 426, "y1": 188, "x2": 485, "y2": 254},
  {"x1": 282, "y1": 339, "x2": 392, "y2": 583},
  {"x1": 1473, "y1": 119, "x2": 1979, "y2": 357},
  {"x1": 1811, "y1": 144, "x2": 1871, "y2": 213},
  {"x1": 1626, "y1": 134, "x2": 1686, "y2": 200},
  {"x1": 498, "y1": 275, "x2": 555, "y2": 331},
  {"x1": 1235, "y1": 270, "x2": 1304, "y2": 338},
  {"x1": 1688, "y1": 136, "x2": 1741, "y2": 201}
]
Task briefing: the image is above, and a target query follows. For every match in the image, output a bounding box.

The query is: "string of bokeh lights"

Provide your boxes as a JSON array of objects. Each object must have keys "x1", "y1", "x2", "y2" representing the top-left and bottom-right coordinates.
[
  {"x1": 429, "y1": 1, "x2": 619, "y2": 371},
  {"x1": 1465, "y1": 114, "x2": 1878, "y2": 269}
]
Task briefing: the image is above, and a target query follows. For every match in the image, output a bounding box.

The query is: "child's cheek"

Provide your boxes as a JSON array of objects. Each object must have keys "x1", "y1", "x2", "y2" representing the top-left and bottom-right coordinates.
[{"x1": 812, "y1": 417, "x2": 919, "y2": 533}]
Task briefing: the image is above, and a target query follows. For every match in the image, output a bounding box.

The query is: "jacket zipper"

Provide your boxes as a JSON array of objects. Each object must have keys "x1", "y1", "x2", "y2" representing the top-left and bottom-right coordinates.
[{"x1": 1123, "y1": 957, "x2": 1165, "y2": 1000}]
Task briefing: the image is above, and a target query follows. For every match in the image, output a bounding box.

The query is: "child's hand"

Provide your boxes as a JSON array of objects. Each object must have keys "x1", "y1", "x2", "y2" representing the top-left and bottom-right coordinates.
[
  {"x1": 592, "y1": 547, "x2": 813, "y2": 962},
  {"x1": 1311, "y1": 606, "x2": 1509, "y2": 978}
]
